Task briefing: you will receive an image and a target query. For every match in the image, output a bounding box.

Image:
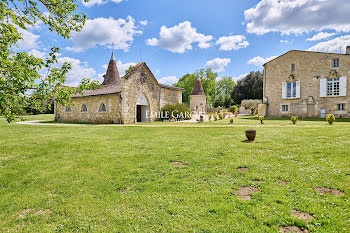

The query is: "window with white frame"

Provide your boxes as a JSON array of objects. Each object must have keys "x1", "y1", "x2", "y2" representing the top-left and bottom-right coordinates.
[
  {"x1": 281, "y1": 105, "x2": 289, "y2": 112},
  {"x1": 332, "y1": 58, "x2": 339, "y2": 68},
  {"x1": 337, "y1": 103, "x2": 345, "y2": 111},
  {"x1": 287, "y1": 82, "x2": 297, "y2": 98},
  {"x1": 327, "y1": 78, "x2": 340, "y2": 96}
]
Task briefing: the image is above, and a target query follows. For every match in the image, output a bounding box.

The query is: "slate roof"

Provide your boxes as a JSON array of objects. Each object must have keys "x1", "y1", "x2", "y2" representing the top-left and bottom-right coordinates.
[
  {"x1": 101, "y1": 51, "x2": 121, "y2": 86},
  {"x1": 191, "y1": 74, "x2": 206, "y2": 96},
  {"x1": 72, "y1": 60, "x2": 183, "y2": 98}
]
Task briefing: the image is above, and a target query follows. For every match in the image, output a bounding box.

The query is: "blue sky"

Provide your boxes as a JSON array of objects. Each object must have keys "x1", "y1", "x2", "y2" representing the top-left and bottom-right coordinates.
[{"x1": 20, "y1": 0, "x2": 350, "y2": 86}]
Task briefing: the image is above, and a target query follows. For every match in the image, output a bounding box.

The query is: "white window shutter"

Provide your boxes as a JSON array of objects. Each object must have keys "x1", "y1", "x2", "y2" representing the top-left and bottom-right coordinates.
[
  {"x1": 282, "y1": 82, "x2": 287, "y2": 99},
  {"x1": 320, "y1": 78, "x2": 327, "y2": 97},
  {"x1": 296, "y1": 81, "x2": 301, "y2": 98},
  {"x1": 339, "y1": 76, "x2": 347, "y2": 96}
]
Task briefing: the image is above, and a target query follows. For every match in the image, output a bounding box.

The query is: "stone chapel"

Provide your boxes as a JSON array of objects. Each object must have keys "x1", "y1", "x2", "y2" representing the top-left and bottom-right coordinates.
[{"x1": 55, "y1": 52, "x2": 184, "y2": 124}]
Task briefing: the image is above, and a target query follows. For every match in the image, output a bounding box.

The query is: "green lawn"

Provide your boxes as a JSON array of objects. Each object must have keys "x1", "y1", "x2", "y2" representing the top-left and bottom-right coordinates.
[{"x1": 0, "y1": 115, "x2": 349, "y2": 232}]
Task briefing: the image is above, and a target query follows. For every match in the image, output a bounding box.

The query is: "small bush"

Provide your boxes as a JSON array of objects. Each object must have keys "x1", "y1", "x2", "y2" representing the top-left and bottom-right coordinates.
[
  {"x1": 209, "y1": 114, "x2": 212, "y2": 121},
  {"x1": 230, "y1": 105, "x2": 239, "y2": 113},
  {"x1": 218, "y1": 113, "x2": 223, "y2": 120},
  {"x1": 161, "y1": 103, "x2": 191, "y2": 120},
  {"x1": 258, "y1": 116, "x2": 264, "y2": 124},
  {"x1": 214, "y1": 114, "x2": 218, "y2": 121},
  {"x1": 291, "y1": 116, "x2": 298, "y2": 124},
  {"x1": 229, "y1": 118, "x2": 233, "y2": 124},
  {"x1": 326, "y1": 114, "x2": 335, "y2": 125}
]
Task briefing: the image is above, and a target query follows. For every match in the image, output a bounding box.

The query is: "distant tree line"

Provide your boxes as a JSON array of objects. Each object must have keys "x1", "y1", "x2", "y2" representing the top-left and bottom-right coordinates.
[{"x1": 173, "y1": 69, "x2": 263, "y2": 108}]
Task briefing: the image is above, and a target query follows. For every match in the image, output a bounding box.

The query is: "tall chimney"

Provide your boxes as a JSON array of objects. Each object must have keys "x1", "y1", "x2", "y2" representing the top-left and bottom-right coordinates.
[{"x1": 346, "y1": 46, "x2": 350, "y2": 55}]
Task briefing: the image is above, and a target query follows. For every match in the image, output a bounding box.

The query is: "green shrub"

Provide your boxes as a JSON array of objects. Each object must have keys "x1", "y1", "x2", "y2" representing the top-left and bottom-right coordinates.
[
  {"x1": 230, "y1": 105, "x2": 239, "y2": 113},
  {"x1": 161, "y1": 103, "x2": 191, "y2": 120},
  {"x1": 291, "y1": 116, "x2": 298, "y2": 124},
  {"x1": 209, "y1": 114, "x2": 212, "y2": 121},
  {"x1": 218, "y1": 113, "x2": 223, "y2": 120},
  {"x1": 326, "y1": 114, "x2": 335, "y2": 125},
  {"x1": 229, "y1": 118, "x2": 233, "y2": 124},
  {"x1": 214, "y1": 114, "x2": 218, "y2": 121},
  {"x1": 258, "y1": 116, "x2": 264, "y2": 124}
]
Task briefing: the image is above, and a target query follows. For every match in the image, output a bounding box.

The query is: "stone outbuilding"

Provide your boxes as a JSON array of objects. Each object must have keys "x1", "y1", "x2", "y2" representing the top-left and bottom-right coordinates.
[
  {"x1": 190, "y1": 74, "x2": 206, "y2": 113},
  {"x1": 262, "y1": 47, "x2": 350, "y2": 118},
  {"x1": 55, "y1": 52, "x2": 184, "y2": 123}
]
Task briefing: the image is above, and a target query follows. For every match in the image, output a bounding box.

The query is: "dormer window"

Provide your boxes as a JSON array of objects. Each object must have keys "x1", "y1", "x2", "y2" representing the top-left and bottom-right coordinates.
[
  {"x1": 99, "y1": 103, "x2": 106, "y2": 112},
  {"x1": 333, "y1": 58, "x2": 339, "y2": 68},
  {"x1": 291, "y1": 64, "x2": 295, "y2": 73}
]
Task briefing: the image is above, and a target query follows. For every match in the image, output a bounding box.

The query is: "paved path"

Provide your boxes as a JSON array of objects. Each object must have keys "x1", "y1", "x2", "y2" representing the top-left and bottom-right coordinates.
[{"x1": 15, "y1": 120, "x2": 342, "y2": 128}]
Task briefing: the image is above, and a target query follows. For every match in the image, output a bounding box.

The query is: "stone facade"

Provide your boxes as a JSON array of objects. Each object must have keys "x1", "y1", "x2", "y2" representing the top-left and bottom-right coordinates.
[
  {"x1": 263, "y1": 49, "x2": 350, "y2": 118},
  {"x1": 190, "y1": 75, "x2": 207, "y2": 113},
  {"x1": 55, "y1": 53, "x2": 184, "y2": 124}
]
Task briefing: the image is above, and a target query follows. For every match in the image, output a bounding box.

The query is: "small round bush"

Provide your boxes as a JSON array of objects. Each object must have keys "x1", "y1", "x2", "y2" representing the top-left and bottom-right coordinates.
[
  {"x1": 229, "y1": 118, "x2": 233, "y2": 124},
  {"x1": 326, "y1": 114, "x2": 335, "y2": 125},
  {"x1": 258, "y1": 116, "x2": 264, "y2": 124},
  {"x1": 291, "y1": 116, "x2": 298, "y2": 124}
]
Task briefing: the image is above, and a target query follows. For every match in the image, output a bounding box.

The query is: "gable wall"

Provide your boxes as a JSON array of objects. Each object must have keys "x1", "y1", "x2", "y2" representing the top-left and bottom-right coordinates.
[
  {"x1": 160, "y1": 88, "x2": 182, "y2": 108},
  {"x1": 121, "y1": 66, "x2": 161, "y2": 123}
]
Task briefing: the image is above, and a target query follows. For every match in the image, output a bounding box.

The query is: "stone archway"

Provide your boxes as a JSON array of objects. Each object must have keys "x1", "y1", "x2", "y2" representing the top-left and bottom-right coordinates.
[{"x1": 136, "y1": 93, "x2": 149, "y2": 122}]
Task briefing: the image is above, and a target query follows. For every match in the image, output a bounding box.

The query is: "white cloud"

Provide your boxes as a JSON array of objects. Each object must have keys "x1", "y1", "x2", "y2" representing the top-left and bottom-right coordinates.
[
  {"x1": 82, "y1": 0, "x2": 124, "y2": 7},
  {"x1": 27, "y1": 49, "x2": 46, "y2": 59},
  {"x1": 140, "y1": 20, "x2": 148, "y2": 26},
  {"x1": 306, "y1": 32, "x2": 337, "y2": 41},
  {"x1": 146, "y1": 21, "x2": 213, "y2": 53},
  {"x1": 232, "y1": 73, "x2": 250, "y2": 83},
  {"x1": 205, "y1": 58, "x2": 231, "y2": 72},
  {"x1": 307, "y1": 35, "x2": 350, "y2": 53},
  {"x1": 215, "y1": 35, "x2": 249, "y2": 51},
  {"x1": 102, "y1": 60, "x2": 136, "y2": 77},
  {"x1": 17, "y1": 28, "x2": 40, "y2": 49},
  {"x1": 280, "y1": 40, "x2": 289, "y2": 43},
  {"x1": 245, "y1": 0, "x2": 350, "y2": 35},
  {"x1": 57, "y1": 56, "x2": 97, "y2": 86},
  {"x1": 247, "y1": 56, "x2": 277, "y2": 67},
  {"x1": 66, "y1": 16, "x2": 142, "y2": 52},
  {"x1": 158, "y1": 76, "x2": 178, "y2": 85}
]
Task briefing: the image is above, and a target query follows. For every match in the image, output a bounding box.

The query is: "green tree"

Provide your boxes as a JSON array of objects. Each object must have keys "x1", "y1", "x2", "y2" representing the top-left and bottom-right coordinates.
[
  {"x1": 174, "y1": 68, "x2": 217, "y2": 104},
  {"x1": 212, "y1": 77, "x2": 235, "y2": 107},
  {"x1": 231, "y1": 71, "x2": 263, "y2": 105},
  {"x1": 0, "y1": 0, "x2": 90, "y2": 122}
]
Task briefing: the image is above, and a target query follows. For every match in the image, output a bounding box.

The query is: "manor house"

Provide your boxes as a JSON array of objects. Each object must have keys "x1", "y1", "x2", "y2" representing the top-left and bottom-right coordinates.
[
  {"x1": 262, "y1": 47, "x2": 350, "y2": 118},
  {"x1": 54, "y1": 52, "x2": 184, "y2": 124}
]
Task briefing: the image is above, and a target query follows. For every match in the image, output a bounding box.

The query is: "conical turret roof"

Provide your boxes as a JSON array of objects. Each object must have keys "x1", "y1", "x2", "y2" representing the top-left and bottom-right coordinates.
[
  {"x1": 191, "y1": 74, "x2": 206, "y2": 96},
  {"x1": 102, "y1": 51, "x2": 121, "y2": 86}
]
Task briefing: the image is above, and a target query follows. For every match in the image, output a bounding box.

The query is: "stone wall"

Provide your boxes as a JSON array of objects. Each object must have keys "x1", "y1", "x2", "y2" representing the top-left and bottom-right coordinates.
[
  {"x1": 160, "y1": 88, "x2": 183, "y2": 108},
  {"x1": 55, "y1": 94, "x2": 121, "y2": 123},
  {"x1": 264, "y1": 50, "x2": 350, "y2": 118},
  {"x1": 190, "y1": 95, "x2": 206, "y2": 113},
  {"x1": 120, "y1": 66, "x2": 161, "y2": 124}
]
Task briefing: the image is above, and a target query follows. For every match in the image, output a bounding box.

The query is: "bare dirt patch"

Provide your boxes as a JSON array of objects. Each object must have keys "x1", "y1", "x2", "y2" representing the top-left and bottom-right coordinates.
[
  {"x1": 18, "y1": 209, "x2": 32, "y2": 218},
  {"x1": 277, "y1": 179, "x2": 289, "y2": 185},
  {"x1": 236, "y1": 186, "x2": 259, "y2": 200},
  {"x1": 315, "y1": 187, "x2": 344, "y2": 196},
  {"x1": 236, "y1": 167, "x2": 249, "y2": 172},
  {"x1": 292, "y1": 210, "x2": 314, "y2": 223},
  {"x1": 34, "y1": 209, "x2": 51, "y2": 216},
  {"x1": 279, "y1": 226, "x2": 308, "y2": 233},
  {"x1": 171, "y1": 161, "x2": 186, "y2": 168}
]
